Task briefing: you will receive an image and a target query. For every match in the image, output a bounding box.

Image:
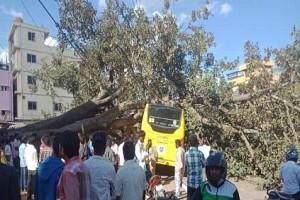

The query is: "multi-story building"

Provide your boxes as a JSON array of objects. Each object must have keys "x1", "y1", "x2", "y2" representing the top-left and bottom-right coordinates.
[
  {"x1": 0, "y1": 62, "x2": 14, "y2": 122},
  {"x1": 226, "y1": 61, "x2": 279, "y2": 94},
  {"x1": 9, "y1": 18, "x2": 77, "y2": 121}
]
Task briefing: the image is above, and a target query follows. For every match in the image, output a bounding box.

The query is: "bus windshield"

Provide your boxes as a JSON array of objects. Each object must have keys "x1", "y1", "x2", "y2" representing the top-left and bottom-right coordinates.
[{"x1": 148, "y1": 105, "x2": 181, "y2": 130}]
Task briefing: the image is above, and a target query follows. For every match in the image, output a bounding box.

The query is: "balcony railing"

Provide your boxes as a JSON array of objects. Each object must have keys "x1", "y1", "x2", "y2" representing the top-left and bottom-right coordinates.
[{"x1": 227, "y1": 71, "x2": 246, "y2": 80}]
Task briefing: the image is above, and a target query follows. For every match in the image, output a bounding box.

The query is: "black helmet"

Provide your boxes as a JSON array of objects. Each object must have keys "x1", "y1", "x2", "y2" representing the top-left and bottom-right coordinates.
[
  {"x1": 286, "y1": 147, "x2": 298, "y2": 162},
  {"x1": 205, "y1": 152, "x2": 227, "y2": 187}
]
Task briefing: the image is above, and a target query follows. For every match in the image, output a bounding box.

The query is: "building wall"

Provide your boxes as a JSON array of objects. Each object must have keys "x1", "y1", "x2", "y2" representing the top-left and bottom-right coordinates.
[
  {"x1": 9, "y1": 18, "x2": 77, "y2": 121},
  {"x1": 0, "y1": 68, "x2": 14, "y2": 121},
  {"x1": 227, "y1": 62, "x2": 275, "y2": 85}
]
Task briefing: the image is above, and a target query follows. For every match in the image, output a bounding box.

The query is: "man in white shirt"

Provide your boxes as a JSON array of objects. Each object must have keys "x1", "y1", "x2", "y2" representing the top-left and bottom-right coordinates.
[
  {"x1": 175, "y1": 139, "x2": 186, "y2": 198},
  {"x1": 111, "y1": 138, "x2": 118, "y2": 155},
  {"x1": 4, "y1": 139, "x2": 13, "y2": 166},
  {"x1": 118, "y1": 141, "x2": 125, "y2": 168},
  {"x1": 198, "y1": 138, "x2": 211, "y2": 160},
  {"x1": 24, "y1": 138, "x2": 38, "y2": 200},
  {"x1": 85, "y1": 132, "x2": 116, "y2": 200},
  {"x1": 19, "y1": 139, "x2": 27, "y2": 192},
  {"x1": 135, "y1": 131, "x2": 147, "y2": 170},
  {"x1": 116, "y1": 141, "x2": 146, "y2": 200},
  {"x1": 279, "y1": 148, "x2": 300, "y2": 199}
]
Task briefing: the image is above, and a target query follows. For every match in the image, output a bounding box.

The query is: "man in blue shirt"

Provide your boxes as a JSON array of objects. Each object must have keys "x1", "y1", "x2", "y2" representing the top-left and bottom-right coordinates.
[
  {"x1": 35, "y1": 135, "x2": 64, "y2": 200},
  {"x1": 279, "y1": 147, "x2": 300, "y2": 199},
  {"x1": 185, "y1": 134, "x2": 205, "y2": 198}
]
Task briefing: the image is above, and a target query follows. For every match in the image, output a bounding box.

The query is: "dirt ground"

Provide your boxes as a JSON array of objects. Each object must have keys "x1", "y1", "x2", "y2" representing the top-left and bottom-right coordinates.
[
  {"x1": 22, "y1": 165, "x2": 267, "y2": 200},
  {"x1": 162, "y1": 176, "x2": 266, "y2": 200},
  {"x1": 22, "y1": 178, "x2": 266, "y2": 200},
  {"x1": 156, "y1": 164, "x2": 267, "y2": 200}
]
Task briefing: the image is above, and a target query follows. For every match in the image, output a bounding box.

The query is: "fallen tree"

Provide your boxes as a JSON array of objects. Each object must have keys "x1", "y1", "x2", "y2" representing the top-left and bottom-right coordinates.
[
  {"x1": 12, "y1": 101, "x2": 145, "y2": 137},
  {"x1": 12, "y1": 89, "x2": 122, "y2": 133}
]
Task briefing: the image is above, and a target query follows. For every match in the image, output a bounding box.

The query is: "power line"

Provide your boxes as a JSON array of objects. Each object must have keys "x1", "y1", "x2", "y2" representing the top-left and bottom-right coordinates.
[
  {"x1": 20, "y1": 0, "x2": 52, "y2": 48},
  {"x1": 20, "y1": 0, "x2": 38, "y2": 26},
  {"x1": 37, "y1": 0, "x2": 85, "y2": 58},
  {"x1": 0, "y1": 42, "x2": 6, "y2": 50}
]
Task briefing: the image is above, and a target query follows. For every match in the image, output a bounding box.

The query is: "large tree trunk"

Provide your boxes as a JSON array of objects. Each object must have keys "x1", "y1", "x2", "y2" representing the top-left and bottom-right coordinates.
[
  {"x1": 12, "y1": 89, "x2": 122, "y2": 133},
  {"x1": 18, "y1": 101, "x2": 145, "y2": 137}
]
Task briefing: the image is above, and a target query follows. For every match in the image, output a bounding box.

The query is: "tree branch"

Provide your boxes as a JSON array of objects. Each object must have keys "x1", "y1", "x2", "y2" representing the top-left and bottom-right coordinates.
[
  {"x1": 284, "y1": 103, "x2": 298, "y2": 143},
  {"x1": 271, "y1": 95, "x2": 300, "y2": 112}
]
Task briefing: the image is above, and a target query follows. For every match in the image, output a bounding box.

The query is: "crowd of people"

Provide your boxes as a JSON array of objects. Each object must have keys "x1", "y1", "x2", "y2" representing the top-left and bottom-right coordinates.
[
  {"x1": 0, "y1": 127, "x2": 300, "y2": 200},
  {"x1": 0, "y1": 129, "x2": 157, "y2": 200}
]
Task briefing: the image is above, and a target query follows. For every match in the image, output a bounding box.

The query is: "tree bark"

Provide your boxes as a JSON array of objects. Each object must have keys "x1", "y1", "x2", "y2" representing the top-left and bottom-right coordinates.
[
  {"x1": 239, "y1": 130, "x2": 255, "y2": 160},
  {"x1": 18, "y1": 101, "x2": 146, "y2": 137}
]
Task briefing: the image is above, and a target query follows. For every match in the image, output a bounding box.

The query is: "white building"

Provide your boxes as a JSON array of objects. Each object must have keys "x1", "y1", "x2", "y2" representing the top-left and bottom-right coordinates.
[{"x1": 9, "y1": 18, "x2": 77, "y2": 121}]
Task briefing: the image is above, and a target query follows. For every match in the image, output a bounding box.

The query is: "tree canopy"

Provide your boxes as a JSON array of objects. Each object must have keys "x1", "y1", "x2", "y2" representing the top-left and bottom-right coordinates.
[{"x1": 28, "y1": 0, "x2": 300, "y2": 188}]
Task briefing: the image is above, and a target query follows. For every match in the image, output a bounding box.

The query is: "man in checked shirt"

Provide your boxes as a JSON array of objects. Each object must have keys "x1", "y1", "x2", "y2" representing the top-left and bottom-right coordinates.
[
  {"x1": 185, "y1": 134, "x2": 205, "y2": 199},
  {"x1": 39, "y1": 135, "x2": 53, "y2": 163}
]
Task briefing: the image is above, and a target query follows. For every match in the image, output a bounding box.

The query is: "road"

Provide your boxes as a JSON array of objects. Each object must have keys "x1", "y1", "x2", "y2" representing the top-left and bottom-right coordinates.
[{"x1": 157, "y1": 165, "x2": 266, "y2": 200}]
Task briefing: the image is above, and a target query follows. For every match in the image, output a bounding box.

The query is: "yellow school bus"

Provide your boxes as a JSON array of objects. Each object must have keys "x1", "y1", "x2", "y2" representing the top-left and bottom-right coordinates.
[{"x1": 141, "y1": 104, "x2": 185, "y2": 167}]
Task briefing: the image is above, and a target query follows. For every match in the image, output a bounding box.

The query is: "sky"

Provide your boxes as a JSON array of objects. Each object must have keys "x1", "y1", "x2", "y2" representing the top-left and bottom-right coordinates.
[{"x1": 0, "y1": 0, "x2": 299, "y2": 64}]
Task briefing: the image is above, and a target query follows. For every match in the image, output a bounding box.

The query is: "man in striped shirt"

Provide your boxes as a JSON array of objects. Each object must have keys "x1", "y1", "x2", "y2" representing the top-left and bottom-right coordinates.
[
  {"x1": 39, "y1": 135, "x2": 52, "y2": 163},
  {"x1": 185, "y1": 134, "x2": 205, "y2": 199}
]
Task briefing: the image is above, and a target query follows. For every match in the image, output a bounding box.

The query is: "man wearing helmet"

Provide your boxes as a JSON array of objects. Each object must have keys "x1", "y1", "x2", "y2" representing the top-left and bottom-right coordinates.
[
  {"x1": 279, "y1": 147, "x2": 300, "y2": 199},
  {"x1": 191, "y1": 152, "x2": 240, "y2": 200}
]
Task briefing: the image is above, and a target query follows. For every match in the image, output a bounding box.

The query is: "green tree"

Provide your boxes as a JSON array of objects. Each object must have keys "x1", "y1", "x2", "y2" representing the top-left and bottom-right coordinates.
[{"x1": 30, "y1": 0, "x2": 299, "y2": 188}]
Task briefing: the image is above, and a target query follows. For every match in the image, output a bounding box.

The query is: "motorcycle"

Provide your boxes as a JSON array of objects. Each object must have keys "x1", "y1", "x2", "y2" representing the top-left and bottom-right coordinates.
[
  {"x1": 146, "y1": 175, "x2": 165, "y2": 199},
  {"x1": 266, "y1": 189, "x2": 296, "y2": 200},
  {"x1": 146, "y1": 175, "x2": 178, "y2": 200}
]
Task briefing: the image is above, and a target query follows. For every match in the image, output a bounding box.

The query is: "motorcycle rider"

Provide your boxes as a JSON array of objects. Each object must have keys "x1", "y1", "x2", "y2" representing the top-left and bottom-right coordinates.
[
  {"x1": 191, "y1": 151, "x2": 240, "y2": 200},
  {"x1": 279, "y1": 147, "x2": 300, "y2": 199}
]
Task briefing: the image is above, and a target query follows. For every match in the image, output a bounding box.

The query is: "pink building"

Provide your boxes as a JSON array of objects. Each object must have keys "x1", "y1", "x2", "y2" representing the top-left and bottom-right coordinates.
[{"x1": 0, "y1": 63, "x2": 13, "y2": 122}]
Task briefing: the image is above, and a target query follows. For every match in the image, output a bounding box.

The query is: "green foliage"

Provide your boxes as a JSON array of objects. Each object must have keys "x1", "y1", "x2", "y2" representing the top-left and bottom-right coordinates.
[{"x1": 36, "y1": 0, "x2": 299, "y2": 189}]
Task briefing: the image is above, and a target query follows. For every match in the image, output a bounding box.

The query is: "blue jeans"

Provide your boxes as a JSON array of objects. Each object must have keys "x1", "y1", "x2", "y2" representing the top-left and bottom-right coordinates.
[{"x1": 20, "y1": 167, "x2": 27, "y2": 191}]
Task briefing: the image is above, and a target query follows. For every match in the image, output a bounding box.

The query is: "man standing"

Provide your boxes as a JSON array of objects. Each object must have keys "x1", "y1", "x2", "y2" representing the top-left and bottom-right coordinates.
[
  {"x1": 58, "y1": 131, "x2": 90, "y2": 200},
  {"x1": 117, "y1": 137, "x2": 127, "y2": 168},
  {"x1": 39, "y1": 135, "x2": 53, "y2": 163},
  {"x1": 78, "y1": 134, "x2": 88, "y2": 161},
  {"x1": 135, "y1": 131, "x2": 147, "y2": 170},
  {"x1": 198, "y1": 138, "x2": 211, "y2": 160},
  {"x1": 146, "y1": 139, "x2": 158, "y2": 176},
  {"x1": 191, "y1": 152, "x2": 240, "y2": 200},
  {"x1": 175, "y1": 139, "x2": 186, "y2": 198},
  {"x1": 279, "y1": 147, "x2": 300, "y2": 199},
  {"x1": 85, "y1": 132, "x2": 116, "y2": 200},
  {"x1": 116, "y1": 141, "x2": 146, "y2": 200},
  {"x1": 11, "y1": 135, "x2": 21, "y2": 175},
  {"x1": 24, "y1": 137, "x2": 38, "y2": 200},
  {"x1": 185, "y1": 134, "x2": 205, "y2": 198},
  {"x1": 0, "y1": 152, "x2": 21, "y2": 200},
  {"x1": 35, "y1": 134, "x2": 64, "y2": 200},
  {"x1": 4, "y1": 137, "x2": 13, "y2": 166},
  {"x1": 104, "y1": 137, "x2": 116, "y2": 164},
  {"x1": 19, "y1": 138, "x2": 27, "y2": 193},
  {"x1": 111, "y1": 138, "x2": 118, "y2": 156}
]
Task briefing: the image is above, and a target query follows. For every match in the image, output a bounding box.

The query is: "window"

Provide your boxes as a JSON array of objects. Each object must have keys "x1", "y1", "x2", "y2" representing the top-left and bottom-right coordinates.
[
  {"x1": 27, "y1": 76, "x2": 36, "y2": 85},
  {"x1": 0, "y1": 85, "x2": 9, "y2": 91},
  {"x1": 54, "y1": 103, "x2": 63, "y2": 111},
  {"x1": 28, "y1": 32, "x2": 35, "y2": 41},
  {"x1": 28, "y1": 101, "x2": 37, "y2": 110},
  {"x1": 227, "y1": 71, "x2": 246, "y2": 80},
  {"x1": 1, "y1": 110, "x2": 5, "y2": 116},
  {"x1": 27, "y1": 54, "x2": 37, "y2": 63},
  {"x1": 148, "y1": 105, "x2": 181, "y2": 128}
]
